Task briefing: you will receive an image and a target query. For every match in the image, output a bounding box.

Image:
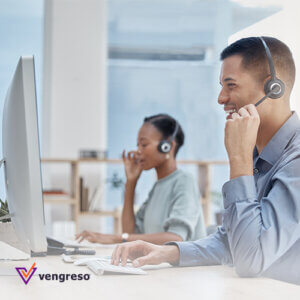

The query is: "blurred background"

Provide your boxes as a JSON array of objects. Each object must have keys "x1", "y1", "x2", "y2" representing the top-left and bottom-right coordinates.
[{"x1": 0, "y1": 0, "x2": 298, "y2": 238}]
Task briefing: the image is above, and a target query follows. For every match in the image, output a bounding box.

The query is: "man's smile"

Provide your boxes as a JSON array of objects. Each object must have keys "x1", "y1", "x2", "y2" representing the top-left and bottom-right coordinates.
[{"x1": 224, "y1": 105, "x2": 237, "y2": 120}]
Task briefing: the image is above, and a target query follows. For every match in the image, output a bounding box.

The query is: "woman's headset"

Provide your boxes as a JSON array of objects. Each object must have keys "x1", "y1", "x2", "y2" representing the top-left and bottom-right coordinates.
[
  {"x1": 255, "y1": 37, "x2": 285, "y2": 107},
  {"x1": 157, "y1": 121, "x2": 179, "y2": 153}
]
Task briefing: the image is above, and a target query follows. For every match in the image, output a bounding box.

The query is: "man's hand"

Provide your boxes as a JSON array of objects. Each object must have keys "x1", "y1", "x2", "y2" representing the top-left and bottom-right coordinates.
[
  {"x1": 225, "y1": 104, "x2": 260, "y2": 179},
  {"x1": 111, "y1": 240, "x2": 180, "y2": 267}
]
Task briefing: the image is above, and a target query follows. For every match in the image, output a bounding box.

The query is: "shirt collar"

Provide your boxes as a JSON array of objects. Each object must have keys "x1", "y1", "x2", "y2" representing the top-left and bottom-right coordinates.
[
  {"x1": 254, "y1": 111, "x2": 300, "y2": 166},
  {"x1": 156, "y1": 169, "x2": 180, "y2": 184}
]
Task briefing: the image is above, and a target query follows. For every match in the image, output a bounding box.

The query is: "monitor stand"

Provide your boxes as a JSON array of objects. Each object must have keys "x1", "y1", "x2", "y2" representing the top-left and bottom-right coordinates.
[
  {"x1": 0, "y1": 241, "x2": 30, "y2": 260},
  {"x1": 0, "y1": 221, "x2": 31, "y2": 260}
]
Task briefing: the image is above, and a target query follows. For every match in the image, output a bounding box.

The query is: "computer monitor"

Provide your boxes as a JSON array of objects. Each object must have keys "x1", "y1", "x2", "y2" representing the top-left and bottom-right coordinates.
[{"x1": 1, "y1": 56, "x2": 47, "y2": 256}]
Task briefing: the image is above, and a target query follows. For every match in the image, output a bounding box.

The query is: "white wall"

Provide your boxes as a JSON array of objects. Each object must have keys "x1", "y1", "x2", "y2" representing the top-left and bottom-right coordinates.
[
  {"x1": 42, "y1": 0, "x2": 107, "y2": 157},
  {"x1": 42, "y1": 0, "x2": 107, "y2": 236}
]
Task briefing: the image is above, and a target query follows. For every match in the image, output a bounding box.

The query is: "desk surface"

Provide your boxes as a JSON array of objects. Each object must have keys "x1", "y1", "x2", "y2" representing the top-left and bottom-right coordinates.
[{"x1": 1, "y1": 246, "x2": 300, "y2": 300}]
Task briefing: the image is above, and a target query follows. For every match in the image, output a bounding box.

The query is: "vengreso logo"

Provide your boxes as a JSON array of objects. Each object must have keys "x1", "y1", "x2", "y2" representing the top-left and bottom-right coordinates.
[
  {"x1": 16, "y1": 262, "x2": 37, "y2": 285},
  {"x1": 39, "y1": 273, "x2": 90, "y2": 282},
  {"x1": 16, "y1": 263, "x2": 90, "y2": 285}
]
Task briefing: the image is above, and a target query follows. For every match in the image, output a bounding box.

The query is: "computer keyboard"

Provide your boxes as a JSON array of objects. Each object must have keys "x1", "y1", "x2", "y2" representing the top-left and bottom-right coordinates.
[
  {"x1": 73, "y1": 256, "x2": 112, "y2": 266},
  {"x1": 86, "y1": 260, "x2": 147, "y2": 275}
]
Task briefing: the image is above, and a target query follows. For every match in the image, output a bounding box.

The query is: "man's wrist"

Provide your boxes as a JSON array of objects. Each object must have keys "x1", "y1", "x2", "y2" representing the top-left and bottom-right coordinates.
[
  {"x1": 228, "y1": 155, "x2": 253, "y2": 179},
  {"x1": 162, "y1": 245, "x2": 180, "y2": 265}
]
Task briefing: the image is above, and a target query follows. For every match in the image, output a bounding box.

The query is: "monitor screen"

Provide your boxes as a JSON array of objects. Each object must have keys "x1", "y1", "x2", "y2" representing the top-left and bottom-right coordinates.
[{"x1": 2, "y1": 56, "x2": 47, "y2": 255}]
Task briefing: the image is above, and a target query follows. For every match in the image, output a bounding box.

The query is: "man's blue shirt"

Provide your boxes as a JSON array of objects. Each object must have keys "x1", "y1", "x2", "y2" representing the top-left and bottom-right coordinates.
[{"x1": 172, "y1": 112, "x2": 300, "y2": 285}]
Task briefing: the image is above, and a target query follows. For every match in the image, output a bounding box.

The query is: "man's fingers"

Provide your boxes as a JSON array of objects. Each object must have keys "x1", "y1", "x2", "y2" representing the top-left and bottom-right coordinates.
[
  {"x1": 238, "y1": 107, "x2": 250, "y2": 117},
  {"x1": 231, "y1": 112, "x2": 241, "y2": 120},
  {"x1": 245, "y1": 104, "x2": 259, "y2": 117},
  {"x1": 112, "y1": 244, "x2": 123, "y2": 265},
  {"x1": 132, "y1": 253, "x2": 153, "y2": 268},
  {"x1": 111, "y1": 245, "x2": 119, "y2": 264},
  {"x1": 121, "y1": 247, "x2": 129, "y2": 266},
  {"x1": 111, "y1": 241, "x2": 151, "y2": 266}
]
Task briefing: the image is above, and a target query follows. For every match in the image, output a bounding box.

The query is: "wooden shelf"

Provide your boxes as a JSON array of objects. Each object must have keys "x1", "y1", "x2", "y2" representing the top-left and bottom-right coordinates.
[
  {"x1": 41, "y1": 158, "x2": 77, "y2": 163},
  {"x1": 41, "y1": 158, "x2": 229, "y2": 230},
  {"x1": 79, "y1": 210, "x2": 120, "y2": 217},
  {"x1": 42, "y1": 158, "x2": 228, "y2": 166},
  {"x1": 44, "y1": 196, "x2": 77, "y2": 205}
]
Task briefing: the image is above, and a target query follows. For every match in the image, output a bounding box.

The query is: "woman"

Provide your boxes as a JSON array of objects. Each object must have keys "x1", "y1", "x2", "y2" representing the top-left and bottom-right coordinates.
[{"x1": 76, "y1": 114, "x2": 206, "y2": 245}]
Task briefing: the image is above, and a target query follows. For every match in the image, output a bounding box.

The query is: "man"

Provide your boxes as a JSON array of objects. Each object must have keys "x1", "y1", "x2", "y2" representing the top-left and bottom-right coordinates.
[{"x1": 111, "y1": 37, "x2": 300, "y2": 285}]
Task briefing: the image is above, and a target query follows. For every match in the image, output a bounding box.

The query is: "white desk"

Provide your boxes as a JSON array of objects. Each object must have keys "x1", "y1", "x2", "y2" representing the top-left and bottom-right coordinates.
[{"x1": 1, "y1": 246, "x2": 300, "y2": 300}]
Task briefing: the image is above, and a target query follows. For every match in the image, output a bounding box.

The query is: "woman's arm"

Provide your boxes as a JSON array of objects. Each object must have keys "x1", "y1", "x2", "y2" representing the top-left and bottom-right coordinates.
[
  {"x1": 121, "y1": 150, "x2": 143, "y2": 233},
  {"x1": 122, "y1": 180, "x2": 137, "y2": 233},
  {"x1": 76, "y1": 231, "x2": 183, "y2": 245},
  {"x1": 126, "y1": 232, "x2": 183, "y2": 245}
]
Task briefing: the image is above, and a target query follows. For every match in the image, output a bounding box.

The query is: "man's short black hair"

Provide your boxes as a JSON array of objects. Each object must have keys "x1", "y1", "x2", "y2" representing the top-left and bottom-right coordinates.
[{"x1": 220, "y1": 36, "x2": 295, "y2": 92}]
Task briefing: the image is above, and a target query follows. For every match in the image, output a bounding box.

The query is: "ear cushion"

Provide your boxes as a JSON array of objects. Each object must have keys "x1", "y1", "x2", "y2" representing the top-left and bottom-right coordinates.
[
  {"x1": 158, "y1": 141, "x2": 171, "y2": 153},
  {"x1": 264, "y1": 78, "x2": 285, "y2": 99}
]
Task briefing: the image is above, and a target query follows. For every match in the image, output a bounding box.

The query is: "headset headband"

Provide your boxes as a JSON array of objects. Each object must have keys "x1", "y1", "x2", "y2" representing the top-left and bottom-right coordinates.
[
  {"x1": 259, "y1": 37, "x2": 276, "y2": 81},
  {"x1": 169, "y1": 121, "x2": 179, "y2": 143},
  {"x1": 254, "y1": 37, "x2": 285, "y2": 106},
  {"x1": 149, "y1": 117, "x2": 179, "y2": 142}
]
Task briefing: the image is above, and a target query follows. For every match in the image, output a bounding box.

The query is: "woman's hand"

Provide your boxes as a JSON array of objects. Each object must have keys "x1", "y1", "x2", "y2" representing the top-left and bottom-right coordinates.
[
  {"x1": 122, "y1": 150, "x2": 143, "y2": 183},
  {"x1": 75, "y1": 231, "x2": 121, "y2": 244}
]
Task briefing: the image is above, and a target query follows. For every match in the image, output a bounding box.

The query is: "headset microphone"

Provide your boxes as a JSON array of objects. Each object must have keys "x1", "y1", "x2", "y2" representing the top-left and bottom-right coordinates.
[
  {"x1": 255, "y1": 89, "x2": 277, "y2": 107},
  {"x1": 254, "y1": 37, "x2": 285, "y2": 107}
]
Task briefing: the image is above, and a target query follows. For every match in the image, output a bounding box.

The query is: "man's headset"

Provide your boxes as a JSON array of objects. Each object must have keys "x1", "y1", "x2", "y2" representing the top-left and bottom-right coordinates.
[
  {"x1": 255, "y1": 37, "x2": 285, "y2": 107},
  {"x1": 157, "y1": 121, "x2": 179, "y2": 153}
]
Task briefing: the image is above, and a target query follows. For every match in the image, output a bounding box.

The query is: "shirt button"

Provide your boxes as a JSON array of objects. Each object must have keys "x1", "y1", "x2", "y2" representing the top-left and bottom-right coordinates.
[{"x1": 253, "y1": 168, "x2": 259, "y2": 174}]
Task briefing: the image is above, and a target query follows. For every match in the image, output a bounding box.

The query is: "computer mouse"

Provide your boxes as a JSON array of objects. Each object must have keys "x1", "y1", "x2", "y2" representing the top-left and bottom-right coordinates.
[{"x1": 61, "y1": 254, "x2": 77, "y2": 263}]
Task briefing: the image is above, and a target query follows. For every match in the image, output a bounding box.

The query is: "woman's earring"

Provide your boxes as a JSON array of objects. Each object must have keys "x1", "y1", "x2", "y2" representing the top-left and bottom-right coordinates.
[{"x1": 166, "y1": 154, "x2": 170, "y2": 160}]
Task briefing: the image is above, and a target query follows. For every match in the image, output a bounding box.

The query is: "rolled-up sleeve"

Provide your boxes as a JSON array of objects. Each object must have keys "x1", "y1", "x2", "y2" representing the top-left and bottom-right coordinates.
[
  {"x1": 163, "y1": 174, "x2": 205, "y2": 241},
  {"x1": 222, "y1": 159, "x2": 300, "y2": 277}
]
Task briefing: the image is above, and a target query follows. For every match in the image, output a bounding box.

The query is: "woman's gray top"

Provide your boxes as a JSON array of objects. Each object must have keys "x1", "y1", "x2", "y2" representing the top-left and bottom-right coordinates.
[{"x1": 135, "y1": 169, "x2": 206, "y2": 241}]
